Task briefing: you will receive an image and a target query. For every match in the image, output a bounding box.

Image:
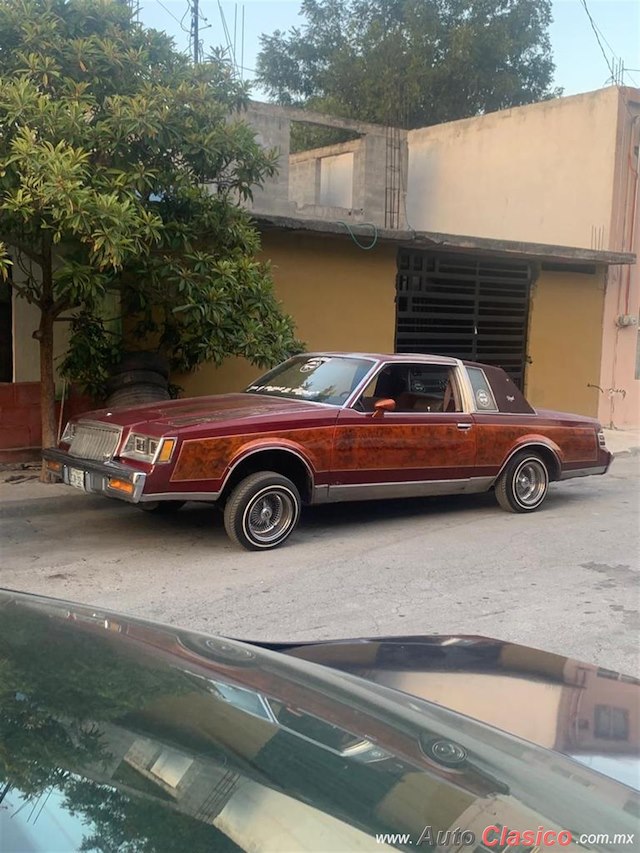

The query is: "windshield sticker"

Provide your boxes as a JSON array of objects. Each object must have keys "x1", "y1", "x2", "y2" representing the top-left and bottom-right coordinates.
[
  {"x1": 299, "y1": 357, "x2": 329, "y2": 373},
  {"x1": 476, "y1": 388, "x2": 493, "y2": 408},
  {"x1": 248, "y1": 384, "x2": 320, "y2": 399}
]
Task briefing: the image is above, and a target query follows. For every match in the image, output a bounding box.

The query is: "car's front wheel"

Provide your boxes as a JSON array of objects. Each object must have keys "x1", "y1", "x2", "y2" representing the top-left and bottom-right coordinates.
[
  {"x1": 495, "y1": 452, "x2": 549, "y2": 513},
  {"x1": 224, "y1": 471, "x2": 301, "y2": 551}
]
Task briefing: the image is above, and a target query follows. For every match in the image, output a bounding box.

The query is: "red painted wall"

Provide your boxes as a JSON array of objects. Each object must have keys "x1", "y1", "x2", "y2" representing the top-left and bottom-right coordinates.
[{"x1": 0, "y1": 383, "x2": 96, "y2": 461}]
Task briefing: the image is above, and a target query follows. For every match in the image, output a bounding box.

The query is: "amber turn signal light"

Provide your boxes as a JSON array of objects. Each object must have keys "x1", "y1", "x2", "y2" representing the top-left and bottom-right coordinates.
[
  {"x1": 109, "y1": 478, "x2": 135, "y2": 495},
  {"x1": 47, "y1": 460, "x2": 62, "y2": 472},
  {"x1": 157, "y1": 439, "x2": 176, "y2": 463}
]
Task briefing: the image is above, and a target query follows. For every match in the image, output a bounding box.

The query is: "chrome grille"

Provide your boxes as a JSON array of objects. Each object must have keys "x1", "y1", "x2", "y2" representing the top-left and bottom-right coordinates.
[{"x1": 69, "y1": 422, "x2": 121, "y2": 461}]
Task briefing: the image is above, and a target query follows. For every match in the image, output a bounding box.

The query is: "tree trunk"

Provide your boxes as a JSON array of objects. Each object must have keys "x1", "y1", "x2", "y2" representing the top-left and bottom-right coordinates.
[{"x1": 38, "y1": 245, "x2": 57, "y2": 483}]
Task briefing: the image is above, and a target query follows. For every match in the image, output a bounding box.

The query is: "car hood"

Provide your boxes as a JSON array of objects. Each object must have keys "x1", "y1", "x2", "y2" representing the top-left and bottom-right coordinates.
[
  {"x1": 0, "y1": 589, "x2": 638, "y2": 853},
  {"x1": 75, "y1": 392, "x2": 330, "y2": 430}
]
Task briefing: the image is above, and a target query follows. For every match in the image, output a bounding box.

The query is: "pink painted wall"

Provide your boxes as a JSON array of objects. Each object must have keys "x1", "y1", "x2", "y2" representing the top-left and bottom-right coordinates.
[{"x1": 598, "y1": 92, "x2": 640, "y2": 429}]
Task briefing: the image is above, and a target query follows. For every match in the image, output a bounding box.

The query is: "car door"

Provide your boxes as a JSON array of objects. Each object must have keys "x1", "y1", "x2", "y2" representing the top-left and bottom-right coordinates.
[{"x1": 328, "y1": 361, "x2": 477, "y2": 501}]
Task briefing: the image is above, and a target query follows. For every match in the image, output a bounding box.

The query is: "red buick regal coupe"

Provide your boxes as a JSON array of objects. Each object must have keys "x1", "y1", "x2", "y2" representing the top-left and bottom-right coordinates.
[{"x1": 43, "y1": 353, "x2": 612, "y2": 550}]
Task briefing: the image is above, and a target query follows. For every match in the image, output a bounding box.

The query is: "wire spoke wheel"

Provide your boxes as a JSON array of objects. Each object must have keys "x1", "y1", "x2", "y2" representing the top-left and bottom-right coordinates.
[
  {"x1": 246, "y1": 490, "x2": 295, "y2": 542},
  {"x1": 224, "y1": 472, "x2": 302, "y2": 550}
]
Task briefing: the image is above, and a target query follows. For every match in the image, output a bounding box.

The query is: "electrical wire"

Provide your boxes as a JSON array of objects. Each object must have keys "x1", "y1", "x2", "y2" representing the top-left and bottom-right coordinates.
[
  {"x1": 578, "y1": 0, "x2": 616, "y2": 81},
  {"x1": 155, "y1": 0, "x2": 192, "y2": 33},
  {"x1": 217, "y1": 0, "x2": 238, "y2": 69},
  {"x1": 336, "y1": 221, "x2": 378, "y2": 251}
]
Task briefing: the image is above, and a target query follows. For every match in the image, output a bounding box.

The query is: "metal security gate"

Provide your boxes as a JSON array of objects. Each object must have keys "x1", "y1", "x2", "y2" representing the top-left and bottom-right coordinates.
[{"x1": 395, "y1": 250, "x2": 533, "y2": 388}]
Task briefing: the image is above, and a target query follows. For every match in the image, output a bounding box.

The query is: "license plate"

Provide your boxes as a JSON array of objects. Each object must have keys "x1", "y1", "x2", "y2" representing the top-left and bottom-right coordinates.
[{"x1": 68, "y1": 468, "x2": 85, "y2": 491}]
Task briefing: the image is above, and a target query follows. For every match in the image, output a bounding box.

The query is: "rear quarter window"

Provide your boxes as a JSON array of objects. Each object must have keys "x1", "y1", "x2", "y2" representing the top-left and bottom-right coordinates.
[
  {"x1": 467, "y1": 365, "x2": 535, "y2": 414},
  {"x1": 467, "y1": 367, "x2": 499, "y2": 412}
]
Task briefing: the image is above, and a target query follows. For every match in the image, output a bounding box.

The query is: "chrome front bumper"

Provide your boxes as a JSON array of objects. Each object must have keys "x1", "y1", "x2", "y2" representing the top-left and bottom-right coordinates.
[{"x1": 42, "y1": 448, "x2": 147, "y2": 503}]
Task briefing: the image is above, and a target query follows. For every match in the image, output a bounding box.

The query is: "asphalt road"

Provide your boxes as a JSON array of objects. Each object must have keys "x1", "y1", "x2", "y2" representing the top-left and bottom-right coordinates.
[{"x1": 1, "y1": 456, "x2": 639, "y2": 676}]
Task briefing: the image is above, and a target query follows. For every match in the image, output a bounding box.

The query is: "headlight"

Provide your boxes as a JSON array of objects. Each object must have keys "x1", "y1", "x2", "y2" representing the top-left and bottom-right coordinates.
[
  {"x1": 597, "y1": 429, "x2": 607, "y2": 448},
  {"x1": 121, "y1": 434, "x2": 175, "y2": 463},
  {"x1": 61, "y1": 421, "x2": 77, "y2": 444}
]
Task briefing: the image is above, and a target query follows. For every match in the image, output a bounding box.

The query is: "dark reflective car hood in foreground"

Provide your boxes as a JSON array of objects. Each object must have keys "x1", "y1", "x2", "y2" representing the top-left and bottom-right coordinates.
[{"x1": 0, "y1": 590, "x2": 638, "y2": 853}]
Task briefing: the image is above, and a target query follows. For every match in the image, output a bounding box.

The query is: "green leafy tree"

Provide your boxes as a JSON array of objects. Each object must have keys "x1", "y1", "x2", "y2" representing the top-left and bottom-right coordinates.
[
  {"x1": 0, "y1": 0, "x2": 301, "y2": 473},
  {"x1": 257, "y1": 0, "x2": 560, "y2": 142},
  {"x1": 65, "y1": 780, "x2": 242, "y2": 853}
]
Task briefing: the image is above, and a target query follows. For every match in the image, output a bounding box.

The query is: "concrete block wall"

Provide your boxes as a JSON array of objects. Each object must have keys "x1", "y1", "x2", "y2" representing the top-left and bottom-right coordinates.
[
  {"x1": 244, "y1": 102, "x2": 408, "y2": 228},
  {"x1": 289, "y1": 156, "x2": 319, "y2": 207},
  {"x1": 245, "y1": 104, "x2": 291, "y2": 214}
]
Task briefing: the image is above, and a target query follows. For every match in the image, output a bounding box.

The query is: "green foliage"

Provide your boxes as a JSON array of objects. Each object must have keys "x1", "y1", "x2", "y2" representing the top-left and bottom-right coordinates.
[
  {"x1": 257, "y1": 0, "x2": 561, "y2": 136},
  {"x1": 65, "y1": 779, "x2": 242, "y2": 853},
  {"x1": 59, "y1": 311, "x2": 120, "y2": 399},
  {"x1": 0, "y1": 0, "x2": 301, "y2": 407}
]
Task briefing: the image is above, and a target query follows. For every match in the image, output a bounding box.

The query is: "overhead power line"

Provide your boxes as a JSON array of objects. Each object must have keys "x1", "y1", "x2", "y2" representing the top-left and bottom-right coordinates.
[
  {"x1": 155, "y1": 0, "x2": 191, "y2": 33},
  {"x1": 578, "y1": 0, "x2": 616, "y2": 82}
]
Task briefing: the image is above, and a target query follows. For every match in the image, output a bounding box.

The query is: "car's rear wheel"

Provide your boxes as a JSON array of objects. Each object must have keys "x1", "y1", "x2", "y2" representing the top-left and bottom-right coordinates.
[
  {"x1": 139, "y1": 500, "x2": 186, "y2": 514},
  {"x1": 224, "y1": 471, "x2": 301, "y2": 551},
  {"x1": 495, "y1": 452, "x2": 549, "y2": 513}
]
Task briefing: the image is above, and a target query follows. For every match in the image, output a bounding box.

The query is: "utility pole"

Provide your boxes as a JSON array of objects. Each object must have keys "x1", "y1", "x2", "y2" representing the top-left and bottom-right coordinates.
[{"x1": 192, "y1": 0, "x2": 199, "y2": 64}]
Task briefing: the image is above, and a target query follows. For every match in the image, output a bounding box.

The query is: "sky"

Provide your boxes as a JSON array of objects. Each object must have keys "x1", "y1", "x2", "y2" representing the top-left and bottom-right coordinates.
[{"x1": 138, "y1": 0, "x2": 640, "y2": 96}]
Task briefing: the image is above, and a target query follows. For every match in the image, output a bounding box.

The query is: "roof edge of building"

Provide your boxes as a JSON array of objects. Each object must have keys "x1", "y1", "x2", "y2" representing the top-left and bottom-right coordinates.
[{"x1": 253, "y1": 213, "x2": 636, "y2": 266}]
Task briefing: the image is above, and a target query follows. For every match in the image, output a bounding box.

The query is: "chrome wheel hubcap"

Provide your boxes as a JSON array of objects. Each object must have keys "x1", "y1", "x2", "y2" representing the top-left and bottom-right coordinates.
[
  {"x1": 246, "y1": 489, "x2": 295, "y2": 543},
  {"x1": 514, "y1": 460, "x2": 547, "y2": 506}
]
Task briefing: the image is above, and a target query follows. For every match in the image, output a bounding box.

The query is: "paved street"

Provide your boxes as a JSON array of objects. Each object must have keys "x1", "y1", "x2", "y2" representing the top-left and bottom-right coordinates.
[{"x1": 1, "y1": 456, "x2": 639, "y2": 676}]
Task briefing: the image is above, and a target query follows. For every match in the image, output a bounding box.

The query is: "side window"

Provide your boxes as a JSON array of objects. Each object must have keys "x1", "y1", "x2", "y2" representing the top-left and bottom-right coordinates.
[
  {"x1": 467, "y1": 367, "x2": 499, "y2": 412},
  {"x1": 594, "y1": 705, "x2": 630, "y2": 741},
  {"x1": 356, "y1": 364, "x2": 462, "y2": 413}
]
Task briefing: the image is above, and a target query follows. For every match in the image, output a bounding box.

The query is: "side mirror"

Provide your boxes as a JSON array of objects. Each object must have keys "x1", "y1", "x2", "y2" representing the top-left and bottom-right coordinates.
[{"x1": 372, "y1": 398, "x2": 396, "y2": 417}]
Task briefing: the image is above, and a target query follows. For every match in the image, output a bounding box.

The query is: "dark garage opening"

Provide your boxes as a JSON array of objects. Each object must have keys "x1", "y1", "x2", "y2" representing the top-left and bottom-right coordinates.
[{"x1": 395, "y1": 250, "x2": 533, "y2": 388}]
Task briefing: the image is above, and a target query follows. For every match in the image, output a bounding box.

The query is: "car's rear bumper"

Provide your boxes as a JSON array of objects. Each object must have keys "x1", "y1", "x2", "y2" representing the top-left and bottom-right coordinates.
[{"x1": 42, "y1": 448, "x2": 147, "y2": 503}]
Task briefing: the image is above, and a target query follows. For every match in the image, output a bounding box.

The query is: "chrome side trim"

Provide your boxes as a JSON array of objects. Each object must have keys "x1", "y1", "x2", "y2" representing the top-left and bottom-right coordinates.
[
  {"x1": 453, "y1": 359, "x2": 476, "y2": 414},
  {"x1": 312, "y1": 484, "x2": 330, "y2": 504},
  {"x1": 495, "y1": 443, "x2": 563, "y2": 481},
  {"x1": 139, "y1": 491, "x2": 221, "y2": 502},
  {"x1": 559, "y1": 465, "x2": 608, "y2": 480},
  {"x1": 326, "y1": 476, "x2": 494, "y2": 503}
]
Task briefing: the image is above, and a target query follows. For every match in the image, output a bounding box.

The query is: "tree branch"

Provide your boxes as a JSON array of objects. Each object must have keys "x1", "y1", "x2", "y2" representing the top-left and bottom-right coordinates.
[{"x1": 0, "y1": 236, "x2": 44, "y2": 267}]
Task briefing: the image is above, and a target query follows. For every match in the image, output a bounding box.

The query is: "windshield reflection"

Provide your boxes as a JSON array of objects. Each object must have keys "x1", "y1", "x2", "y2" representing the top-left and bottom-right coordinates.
[
  {"x1": 1, "y1": 595, "x2": 638, "y2": 852},
  {"x1": 245, "y1": 355, "x2": 374, "y2": 405}
]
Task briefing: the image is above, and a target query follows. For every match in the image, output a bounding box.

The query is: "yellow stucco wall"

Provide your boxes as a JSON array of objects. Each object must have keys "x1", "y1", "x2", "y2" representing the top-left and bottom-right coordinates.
[
  {"x1": 11, "y1": 261, "x2": 72, "y2": 384},
  {"x1": 525, "y1": 267, "x2": 606, "y2": 417},
  {"x1": 178, "y1": 232, "x2": 398, "y2": 396}
]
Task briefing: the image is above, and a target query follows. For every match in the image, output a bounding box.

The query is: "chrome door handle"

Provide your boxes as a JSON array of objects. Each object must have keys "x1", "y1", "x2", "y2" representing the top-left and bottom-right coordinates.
[{"x1": 456, "y1": 423, "x2": 473, "y2": 430}]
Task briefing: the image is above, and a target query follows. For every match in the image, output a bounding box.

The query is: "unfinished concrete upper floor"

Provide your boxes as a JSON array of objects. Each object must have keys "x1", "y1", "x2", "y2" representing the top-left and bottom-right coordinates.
[
  {"x1": 244, "y1": 101, "x2": 408, "y2": 229},
  {"x1": 244, "y1": 87, "x2": 640, "y2": 253}
]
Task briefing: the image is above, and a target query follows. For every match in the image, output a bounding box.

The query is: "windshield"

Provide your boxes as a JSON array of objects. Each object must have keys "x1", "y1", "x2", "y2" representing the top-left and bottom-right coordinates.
[{"x1": 245, "y1": 356, "x2": 374, "y2": 406}]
